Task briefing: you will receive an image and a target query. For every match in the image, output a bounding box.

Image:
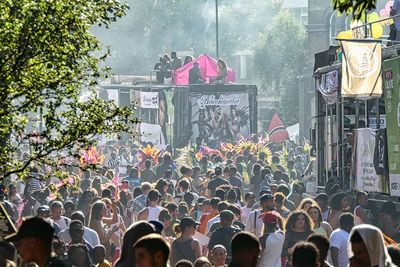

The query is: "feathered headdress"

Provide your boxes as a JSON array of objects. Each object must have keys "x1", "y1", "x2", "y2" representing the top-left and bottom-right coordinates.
[
  {"x1": 80, "y1": 147, "x2": 105, "y2": 166},
  {"x1": 136, "y1": 144, "x2": 163, "y2": 170}
]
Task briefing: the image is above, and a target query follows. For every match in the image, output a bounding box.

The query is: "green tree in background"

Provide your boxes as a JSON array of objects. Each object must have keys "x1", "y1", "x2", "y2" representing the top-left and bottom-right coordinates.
[
  {"x1": 332, "y1": 0, "x2": 376, "y2": 19},
  {"x1": 253, "y1": 11, "x2": 306, "y2": 126},
  {"x1": 0, "y1": 0, "x2": 135, "y2": 179},
  {"x1": 94, "y1": 0, "x2": 282, "y2": 74}
]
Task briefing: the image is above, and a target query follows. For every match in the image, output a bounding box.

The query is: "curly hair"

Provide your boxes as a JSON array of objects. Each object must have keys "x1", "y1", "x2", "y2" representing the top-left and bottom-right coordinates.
[{"x1": 285, "y1": 210, "x2": 314, "y2": 232}]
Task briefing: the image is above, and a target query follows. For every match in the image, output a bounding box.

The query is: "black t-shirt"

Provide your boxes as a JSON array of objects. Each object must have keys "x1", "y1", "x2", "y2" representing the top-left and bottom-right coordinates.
[
  {"x1": 46, "y1": 257, "x2": 71, "y2": 267},
  {"x1": 207, "y1": 177, "x2": 229, "y2": 196},
  {"x1": 208, "y1": 226, "x2": 241, "y2": 259}
]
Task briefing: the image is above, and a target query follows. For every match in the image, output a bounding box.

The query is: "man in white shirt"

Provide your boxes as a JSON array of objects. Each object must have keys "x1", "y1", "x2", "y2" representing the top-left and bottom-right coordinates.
[
  {"x1": 245, "y1": 194, "x2": 274, "y2": 237},
  {"x1": 50, "y1": 201, "x2": 70, "y2": 232},
  {"x1": 330, "y1": 213, "x2": 354, "y2": 267},
  {"x1": 58, "y1": 211, "x2": 100, "y2": 247}
]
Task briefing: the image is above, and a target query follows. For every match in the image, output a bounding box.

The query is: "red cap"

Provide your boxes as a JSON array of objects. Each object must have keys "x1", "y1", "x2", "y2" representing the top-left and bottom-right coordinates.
[{"x1": 260, "y1": 211, "x2": 279, "y2": 224}]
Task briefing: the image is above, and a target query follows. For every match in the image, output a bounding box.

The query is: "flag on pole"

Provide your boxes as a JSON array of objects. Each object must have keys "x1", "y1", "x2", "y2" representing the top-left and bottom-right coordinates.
[
  {"x1": 268, "y1": 113, "x2": 289, "y2": 143},
  {"x1": 340, "y1": 40, "x2": 382, "y2": 99}
]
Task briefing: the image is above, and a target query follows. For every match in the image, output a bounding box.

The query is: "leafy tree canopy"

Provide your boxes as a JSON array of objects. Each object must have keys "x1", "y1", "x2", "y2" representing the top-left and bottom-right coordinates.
[
  {"x1": 332, "y1": 0, "x2": 376, "y2": 19},
  {"x1": 253, "y1": 11, "x2": 306, "y2": 125},
  {"x1": 0, "y1": 0, "x2": 136, "y2": 180}
]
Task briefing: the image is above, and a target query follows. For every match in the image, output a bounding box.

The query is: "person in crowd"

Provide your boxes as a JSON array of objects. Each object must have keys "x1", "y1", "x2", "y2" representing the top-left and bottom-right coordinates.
[
  {"x1": 171, "y1": 51, "x2": 182, "y2": 70},
  {"x1": 130, "y1": 182, "x2": 152, "y2": 222},
  {"x1": 330, "y1": 212, "x2": 354, "y2": 267},
  {"x1": 194, "y1": 257, "x2": 212, "y2": 267},
  {"x1": 211, "y1": 245, "x2": 227, "y2": 267},
  {"x1": 292, "y1": 242, "x2": 320, "y2": 267},
  {"x1": 158, "y1": 209, "x2": 173, "y2": 237},
  {"x1": 155, "y1": 178, "x2": 173, "y2": 203},
  {"x1": 276, "y1": 184, "x2": 296, "y2": 211},
  {"x1": 348, "y1": 224, "x2": 394, "y2": 267},
  {"x1": 68, "y1": 220, "x2": 94, "y2": 256},
  {"x1": 50, "y1": 201, "x2": 71, "y2": 233},
  {"x1": 258, "y1": 211, "x2": 285, "y2": 267},
  {"x1": 140, "y1": 160, "x2": 156, "y2": 184},
  {"x1": 308, "y1": 205, "x2": 333, "y2": 238},
  {"x1": 274, "y1": 192, "x2": 290, "y2": 218},
  {"x1": 211, "y1": 58, "x2": 228, "y2": 84},
  {"x1": 93, "y1": 245, "x2": 112, "y2": 267},
  {"x1": 241, "y1": 192, "x2": 256, "y2": 223},
  {"x1": 377, "y1": 201, "x2": 400, "y2": 240},
  {"x1": 249, "y1": 163, "x2": 262, "y2": 194},
  {"x1": 298, "y1": 198, "x2": 318, "y2": 212},
  {"x1": 0, "y1": 241, "x2": 16, "y2": 267},
  {"x1": 206, "y1": 201, "x2": 228, "y2": 235},
  {"x1": 315, "y1": 193, "x2": 330, "y2": 221},
  {"x1": 288, "y1": 182, "x2": 304, "y2": 208},
  {"x1": 189, "y1": 62, "x2": 204, "y2": 84},
  {"x1": 282, "y1": 210, "x2": 314, "y2": 267},
  {"x1": 138, "y1": 189, "x2": 162, "y2": 221},
  {"x1": 68, "y1": 244, "x2": 94, "y2": 267},
  {"x1": 246, "y1": 193, "x2": 275, "y2": 237},
  {"x1": 184, "y1": 56, "x2": 194, "y2": 65},
  {"x1": 207, "y1": 167, "x2": 229, "y2": 197},
  {"x1": 176, "y1": 259, "x2": 194, "y2": 267},
  {"x1": 198, "y1": 197, "x2": 219, "y2": 234},
  {"x1": 328, "y1": 192, "x2": 350, "y2": 230},
  {"x1": 88, "y1": 200, "x2": 119, "y2": 259},
  {"x1": 5, "y1": 217, "x2": 69, "y2": 267},
  {"x1": 76, "y1": 190, "x2": 95, "y2": 219},
  {"x1": 208, "y1": 210, "x2": 241, "y2": 262},
  {"x1": 59, "y1": 211, "x2": 100, "y2": 247},
  {"x1": 307, "y1": 234, "x2": 333, "y2": 267},
  {"x1": 170, "y1": 217, "x2": 201, "y2": 266},
  {"x1": 387, "y1": 245, "x2": 400, "y2": 267},
  {"x1": 229, "y1": 232, "x2": 261, "y2": 267},
  {"x1": 353, "y1": 190, "x2": 373, "y2": 225},
  {"x1": 115, "y1": 221, "x2": 156, "y2": 267},
  {"x1": 133, "y1": 233, "x2": 170, "y2": 267}
]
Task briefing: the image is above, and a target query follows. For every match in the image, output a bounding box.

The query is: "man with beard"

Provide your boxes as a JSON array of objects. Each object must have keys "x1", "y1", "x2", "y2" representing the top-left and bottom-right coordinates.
[{"x1": 229, "y1": 232, "x2": 261, "y2": 267}]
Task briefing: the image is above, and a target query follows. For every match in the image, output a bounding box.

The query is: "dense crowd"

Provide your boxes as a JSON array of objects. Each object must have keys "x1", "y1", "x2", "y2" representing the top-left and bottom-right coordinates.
[{"x1": 1, "y1": 137, "x2": 400, "y2": 267}]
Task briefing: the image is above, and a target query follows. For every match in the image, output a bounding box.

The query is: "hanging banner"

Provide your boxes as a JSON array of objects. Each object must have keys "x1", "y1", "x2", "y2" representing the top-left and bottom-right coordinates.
[
  {"x1": 139, "y1": 122, "x2": 166, "y2": 149},
  {"x1": 383, "y1": 57, "x2": 400, "y2": 196},
  {"x1": 315, "y1": 70, "x2": 339, "y2": 105},
  {"x1": 341, "y1": 41, "x2": 382, "y2": 99},
  {"x1": 352, "y1": 128, "x2": 384, "y2": 192},
  {"x1": 132, "y1": 91, "x2": 159, "y2": 109},
  {"x1": 190, "y1": 93, "x2": 250, "y2": 147}
]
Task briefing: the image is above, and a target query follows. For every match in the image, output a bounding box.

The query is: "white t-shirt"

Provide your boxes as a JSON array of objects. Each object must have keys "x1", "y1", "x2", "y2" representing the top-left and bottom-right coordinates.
[
  {"x1": 330, "y1": 229, "x2": 350, "y2": 267},
  {"x1": 53, "y1": 216, "x2": 71, "y2": 232},
  {"x1": 245, "y1": 210, "x2": 263, "y2": 237},
  {"x1": 241, "y1": 206, "x2": 252, "y2": 224},
  {"x1": 58, "y1": 226, "x2": 100, "y2": 247}
]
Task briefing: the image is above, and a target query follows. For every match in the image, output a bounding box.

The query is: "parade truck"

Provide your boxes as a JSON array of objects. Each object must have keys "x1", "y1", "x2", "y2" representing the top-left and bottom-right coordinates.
[
  {"x1": 312, "y1": 42, "x2": 400, "y2": 199},
  {"x1": 98, "y1": 81, "x2": 258, "y2": 150}
]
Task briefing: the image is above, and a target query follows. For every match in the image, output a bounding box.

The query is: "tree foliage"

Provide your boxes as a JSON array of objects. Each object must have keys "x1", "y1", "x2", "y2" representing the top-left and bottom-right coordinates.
[
  {"x1": 94, "y1": 0, "x2": 282, "y2": 74},
  {"x1": 0, "y1": 0, "x2": 136, "y2": 179},
  {"x1": 332, "y1": 0, "x2": 376, "y2": 19},
  {"x1": 253, "y1": 11, "x2": 306, "y2": 125}
]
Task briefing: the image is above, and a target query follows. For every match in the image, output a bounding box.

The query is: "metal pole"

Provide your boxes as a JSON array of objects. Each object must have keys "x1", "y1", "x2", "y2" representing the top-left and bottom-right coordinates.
[{"x1": 215, "y1": 0, "x2": 219, "y2": 59}]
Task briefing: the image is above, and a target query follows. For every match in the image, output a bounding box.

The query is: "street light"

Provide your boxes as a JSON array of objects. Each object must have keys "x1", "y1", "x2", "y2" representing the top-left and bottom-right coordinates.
[{"x1": 215, "y1": 0, "x2": 219, "y2": 59}]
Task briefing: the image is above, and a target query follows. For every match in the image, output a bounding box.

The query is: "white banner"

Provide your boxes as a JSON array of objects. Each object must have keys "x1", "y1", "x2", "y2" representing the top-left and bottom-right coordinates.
[
  {"x1": 140, "y1": 92, "x2": 159, "y2": 109},
  {"x1": 390, "y1": 174, "x2": 400, "y2": 196},
  {"x1": 353, "y1": 128, "x2": 383, "y2": 192},
  {"x1": 140, "y1": 123, "x2": 166, "y2": 149}
]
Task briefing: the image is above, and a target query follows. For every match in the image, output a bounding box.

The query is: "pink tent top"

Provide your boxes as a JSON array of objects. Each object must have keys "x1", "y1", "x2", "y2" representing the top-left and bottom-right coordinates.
[{"x1": 174, "y1": 54, "x2": 236, "y2": 85}]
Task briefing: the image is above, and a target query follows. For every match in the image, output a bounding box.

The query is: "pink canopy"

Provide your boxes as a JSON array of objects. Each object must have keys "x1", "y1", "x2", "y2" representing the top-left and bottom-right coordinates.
[{"x1": 174, "y1": 54, "x2": 236, "y2": 85}]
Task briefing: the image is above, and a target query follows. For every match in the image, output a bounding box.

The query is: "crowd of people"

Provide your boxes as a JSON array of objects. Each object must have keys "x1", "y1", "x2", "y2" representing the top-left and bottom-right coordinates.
[{"x1": 1, "y1": 137, "x2": 400, "y2": 267}]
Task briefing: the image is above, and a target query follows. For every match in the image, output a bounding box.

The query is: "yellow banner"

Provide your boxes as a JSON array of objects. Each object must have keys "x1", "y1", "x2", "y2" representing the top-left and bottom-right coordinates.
[{"x1": 341, "y1": 41, "x2": 382, "y2": 98}]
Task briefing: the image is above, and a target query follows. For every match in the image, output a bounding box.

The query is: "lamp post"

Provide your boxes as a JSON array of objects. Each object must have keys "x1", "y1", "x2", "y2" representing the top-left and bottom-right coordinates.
[{"x1": 215, "y1": 0, "x2": 219, "y2": 59}]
